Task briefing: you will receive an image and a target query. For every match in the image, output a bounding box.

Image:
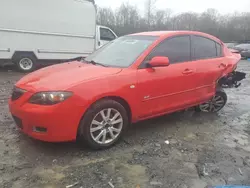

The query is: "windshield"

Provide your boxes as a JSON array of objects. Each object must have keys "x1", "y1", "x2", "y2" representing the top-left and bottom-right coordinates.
[{"x1": 85, "y1": 35, "x2": 158, "y2": 68}]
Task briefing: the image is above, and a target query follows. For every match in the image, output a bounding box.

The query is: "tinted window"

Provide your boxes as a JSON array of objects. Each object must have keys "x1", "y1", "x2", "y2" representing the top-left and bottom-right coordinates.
[
  {"x1": 146, "y1": 36, "x2": 191, "y2": 63},
  {"x1": 100, "y1": 28, "x2": 116, "y2": 41},
  {"x1": 192, "y1": 36, "x2": 217, "y2": 60},
  {"x1": 216, "y1": 43, "x2": 222, "y2": 56}
]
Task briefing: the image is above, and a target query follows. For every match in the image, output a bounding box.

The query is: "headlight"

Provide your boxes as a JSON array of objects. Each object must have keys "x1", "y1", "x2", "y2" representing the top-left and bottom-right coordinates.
[{"x1": 29, "y1": 91, "x2": 72, "y2": 105}]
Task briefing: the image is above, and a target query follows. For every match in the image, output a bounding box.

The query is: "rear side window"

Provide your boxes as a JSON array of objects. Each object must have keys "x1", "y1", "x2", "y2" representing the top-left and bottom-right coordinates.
[
  {"x1": 216, "y1": 43, "x2": 222, "y2": 57},
  {"x1": 146, "y1": 36, "x2": 191, "y2": 64},
  {"x1": 192, "y1": 36, "x2": 217, "y2": 60}
]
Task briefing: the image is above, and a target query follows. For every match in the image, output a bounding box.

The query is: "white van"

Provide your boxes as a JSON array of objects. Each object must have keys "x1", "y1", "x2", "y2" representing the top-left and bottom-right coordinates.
[{"x1": 0, "y1": 0, "x2": 117, "y2": 72}]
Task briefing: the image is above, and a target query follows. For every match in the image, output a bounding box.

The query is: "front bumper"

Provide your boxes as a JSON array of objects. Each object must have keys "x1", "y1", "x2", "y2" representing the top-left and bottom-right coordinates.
[{"x1": 8, "y1": 92, "x2": 85, "y2": 142}]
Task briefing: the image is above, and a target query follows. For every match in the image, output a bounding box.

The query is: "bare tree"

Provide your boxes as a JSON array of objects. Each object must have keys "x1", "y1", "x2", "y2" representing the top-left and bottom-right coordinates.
[
  {"x1": 97, "y1": 0, "x2": 250, "y2": 41},
  {"x1": 115, "y1": 3, "x2": 140, "y2": 35},
  {"x1": 145, "y1": 0, "x2": 157, "y2": 28},
  {"x1": 172, "y1": 12, "x2": 198, "y2": 30}
]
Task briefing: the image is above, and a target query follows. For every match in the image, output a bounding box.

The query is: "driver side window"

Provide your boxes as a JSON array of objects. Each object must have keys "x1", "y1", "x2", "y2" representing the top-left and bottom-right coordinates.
[
  {"x1": 100, "y1": 28, "x2": 116, "y2": 41},
  {"x1": 145, "y1": 35, "x2": 191, "y2": 65}
]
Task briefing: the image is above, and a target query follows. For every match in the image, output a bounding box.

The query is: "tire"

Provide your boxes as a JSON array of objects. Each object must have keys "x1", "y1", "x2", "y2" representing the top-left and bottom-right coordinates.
[
  {"x1": 77, "y1": 99, "x2": 129, "y2": 150},
  {"x1": 196, "y1": 88, "x2": 227, "y2": 113},
  {"x1": 13, "y1": 54, "x2": 36, "y2": 72}
]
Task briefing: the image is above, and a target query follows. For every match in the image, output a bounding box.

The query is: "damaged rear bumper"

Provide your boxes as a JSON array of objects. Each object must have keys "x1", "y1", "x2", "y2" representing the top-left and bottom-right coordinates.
[{"x1": 218, "y1": 71, "x2": 246, "y2": 88}]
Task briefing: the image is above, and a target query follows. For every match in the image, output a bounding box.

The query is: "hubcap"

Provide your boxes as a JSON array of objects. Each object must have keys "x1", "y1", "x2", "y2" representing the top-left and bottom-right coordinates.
[
  {"x1": 90, "y1": 108, "x2": 123, "y2": 145},
  {"x1": 199, "y1": 95, "x2": 225, "y2": 112},
  {"x1": 19, "y1": 58, "x2": 33, "y2": 70}
]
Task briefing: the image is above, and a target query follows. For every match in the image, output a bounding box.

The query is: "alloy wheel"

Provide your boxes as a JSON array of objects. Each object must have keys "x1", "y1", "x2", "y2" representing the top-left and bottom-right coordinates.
[
  {"x1": 199, "y1": 95, "x2": 226, "y2": 112},
  {"x1": 90, "y1": 108, "x2": 123, "y2": 145}
]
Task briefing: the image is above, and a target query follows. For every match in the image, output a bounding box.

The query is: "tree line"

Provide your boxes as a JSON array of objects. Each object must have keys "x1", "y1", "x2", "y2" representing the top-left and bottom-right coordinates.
[{"x1": 96, "y1": 0, "x2": 250, "y2": 42}]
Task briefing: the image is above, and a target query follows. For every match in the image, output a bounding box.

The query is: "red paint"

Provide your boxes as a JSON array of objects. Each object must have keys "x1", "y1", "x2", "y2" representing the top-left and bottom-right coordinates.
[
  {"x1": 8, "y1": 31, "x2": 241, "y2": 142},
  {"x1": 148, "y1": 56, "x2": 170, "y2": 67}
]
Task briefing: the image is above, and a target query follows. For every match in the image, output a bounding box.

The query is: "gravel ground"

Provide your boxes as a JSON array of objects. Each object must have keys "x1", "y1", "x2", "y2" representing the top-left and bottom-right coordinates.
[{"x1": 0, "y1": 61, "x2": 250, "y2": 188}]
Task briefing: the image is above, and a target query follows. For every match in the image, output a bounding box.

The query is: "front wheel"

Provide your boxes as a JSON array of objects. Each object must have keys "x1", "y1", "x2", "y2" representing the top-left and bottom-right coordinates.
[
  {"x1": 77, "y1": 99, "x2": 129, "y2": 150},
  {"x1": 196, "y1": 89, "x2": 227, "y2": 113}
]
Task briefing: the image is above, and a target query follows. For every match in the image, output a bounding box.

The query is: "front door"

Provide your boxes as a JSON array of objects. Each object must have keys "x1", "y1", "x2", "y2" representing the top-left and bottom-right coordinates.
[
  {"x1": 136, "y1": 35, "x2": 200, "y2": 118},
  {"x1": 97, "y1": 27, "x2": 117, "y2": 49}
]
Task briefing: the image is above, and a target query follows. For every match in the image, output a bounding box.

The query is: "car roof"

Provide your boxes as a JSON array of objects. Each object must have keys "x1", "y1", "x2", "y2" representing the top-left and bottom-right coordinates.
[
  {"x1": 130, "y1": 30, "x2": 222, "y2": 43},
  {"x1": 130, "y1": 31, "x2": 182, "y2": 36}
]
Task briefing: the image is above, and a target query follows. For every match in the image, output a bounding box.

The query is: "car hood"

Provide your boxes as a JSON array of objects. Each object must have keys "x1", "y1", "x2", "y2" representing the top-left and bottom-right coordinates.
[{"x1": 16, "y1": 61, "x2": 122, "y2": 92}]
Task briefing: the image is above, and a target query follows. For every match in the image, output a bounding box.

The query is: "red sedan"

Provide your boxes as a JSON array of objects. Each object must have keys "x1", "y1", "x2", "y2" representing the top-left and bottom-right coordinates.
[{"x1": 9, "y1": 31, "x2": 245, "y2": 149}]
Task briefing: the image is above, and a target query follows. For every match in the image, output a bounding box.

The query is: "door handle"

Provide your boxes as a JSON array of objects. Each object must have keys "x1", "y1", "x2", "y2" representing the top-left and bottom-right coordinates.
[
  {"x1": 219, "y1": 63, "x2": 227, "y2": 68},
  {"x1": 182, "y1": 69, "x2": 193, "y2": 74}
]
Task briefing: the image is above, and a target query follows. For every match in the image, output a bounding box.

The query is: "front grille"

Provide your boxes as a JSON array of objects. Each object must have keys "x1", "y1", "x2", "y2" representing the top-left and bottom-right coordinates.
[
  {"x1": 12, "y1": 115, "x2": 23, "y2": 129},
  {"x1": 11, "y1": 87, "x2": 26, "y2": 101}
]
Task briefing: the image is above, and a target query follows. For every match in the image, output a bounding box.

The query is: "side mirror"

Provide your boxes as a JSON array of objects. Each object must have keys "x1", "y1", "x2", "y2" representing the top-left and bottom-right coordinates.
[{"x1": 148, "y1": 56, "x2": 170, "y2": 68}]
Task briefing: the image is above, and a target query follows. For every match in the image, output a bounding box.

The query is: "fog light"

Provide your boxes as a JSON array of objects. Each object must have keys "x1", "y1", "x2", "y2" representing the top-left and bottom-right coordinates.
[{"x1": 33, "y1": 126, "x2": 47, "y2": 133}]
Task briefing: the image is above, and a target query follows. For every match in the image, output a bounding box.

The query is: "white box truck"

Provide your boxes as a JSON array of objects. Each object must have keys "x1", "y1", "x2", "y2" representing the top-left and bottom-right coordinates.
[{"x1": 0, "y1": 0, "x2": 117, "y2": 72}]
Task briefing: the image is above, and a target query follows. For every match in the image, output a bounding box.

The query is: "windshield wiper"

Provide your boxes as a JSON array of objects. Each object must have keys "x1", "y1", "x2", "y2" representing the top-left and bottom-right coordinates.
[{"x1": 84, "y1": 60, "x2": 107, "y2": 67}]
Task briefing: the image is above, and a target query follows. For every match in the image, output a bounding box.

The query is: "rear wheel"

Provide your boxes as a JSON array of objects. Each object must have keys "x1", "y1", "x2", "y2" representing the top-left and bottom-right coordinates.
[
  {"x1": 77, "y1": 99, "x2": 129, "y2": 150},
  {"x1": 196, "y1": 89, "x2": 227, "y2": 113}
]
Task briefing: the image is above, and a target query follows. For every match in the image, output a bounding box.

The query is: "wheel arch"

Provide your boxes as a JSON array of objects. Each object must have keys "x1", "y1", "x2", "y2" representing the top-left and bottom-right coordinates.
[
  {"x1": 85, "y1": 96, "x2": 132, "y2": 123},
  {"x1": 12, "y1": 51, "x2": 37, "y2": 62},
  {"x1": 102, "y1": 96, "x2": 132, "y2": 123},
  {"x1": 76, "y1": 95, "x2": 133, "y2": 144}
]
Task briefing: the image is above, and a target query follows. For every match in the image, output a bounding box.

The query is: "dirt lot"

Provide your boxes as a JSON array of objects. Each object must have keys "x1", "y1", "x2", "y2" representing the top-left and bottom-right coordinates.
[{"x1": 0, "y1": 61, "x2": 250, "y2": 188}]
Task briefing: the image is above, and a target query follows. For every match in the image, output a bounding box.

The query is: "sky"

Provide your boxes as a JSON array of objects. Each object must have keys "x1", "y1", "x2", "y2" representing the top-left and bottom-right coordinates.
[{"x1": 95, "y1": 0, "x2": 250, "y2": 14}]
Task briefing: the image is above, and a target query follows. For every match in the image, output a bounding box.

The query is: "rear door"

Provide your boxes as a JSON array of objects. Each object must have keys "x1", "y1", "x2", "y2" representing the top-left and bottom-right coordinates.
[{"x1": 191, "y1": 35, "x2": 226, "y2": 100}]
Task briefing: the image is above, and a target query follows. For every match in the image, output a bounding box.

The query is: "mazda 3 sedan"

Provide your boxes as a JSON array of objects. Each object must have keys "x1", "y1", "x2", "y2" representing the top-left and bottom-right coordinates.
[{"x1": 9, "y1": 31, "x2": 245, "y2": 149}]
